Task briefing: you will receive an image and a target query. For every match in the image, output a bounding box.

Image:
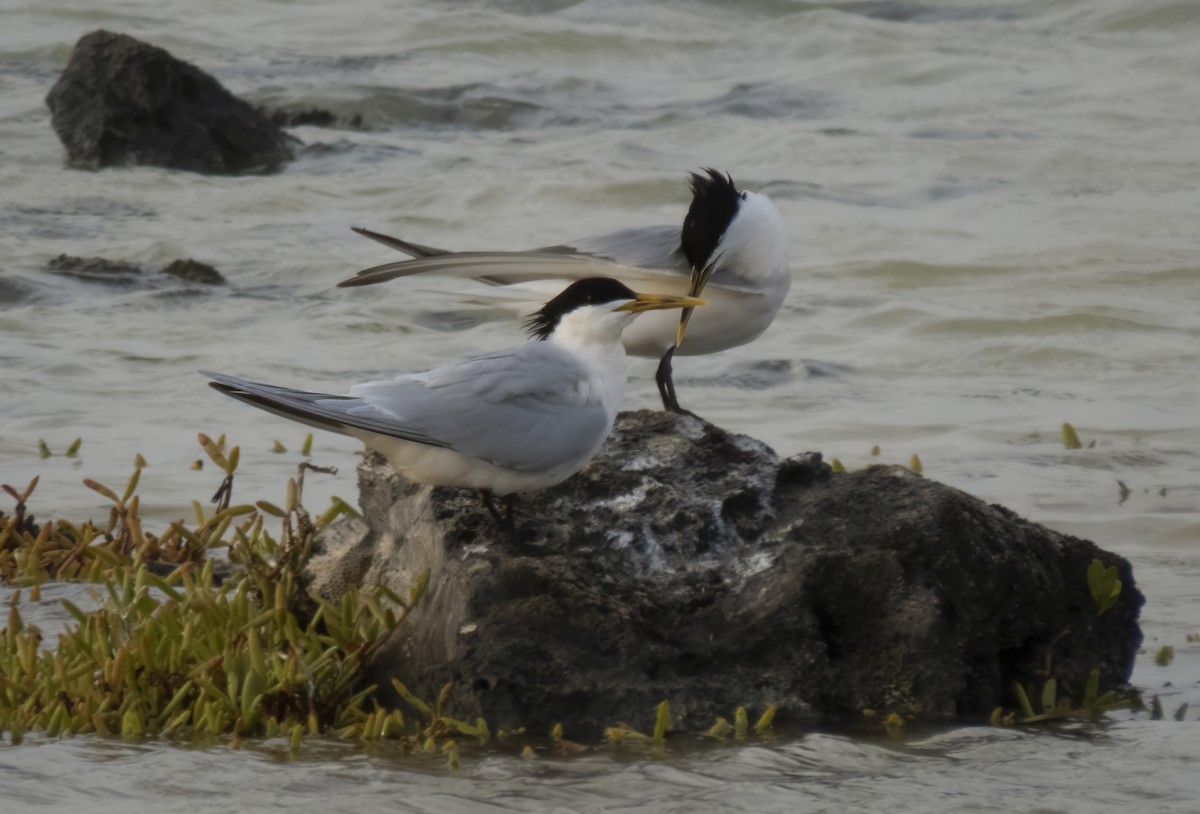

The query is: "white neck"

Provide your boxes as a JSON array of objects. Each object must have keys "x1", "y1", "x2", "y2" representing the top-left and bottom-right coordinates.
[
  {"x1": 547, "y1": 305, "x2": 634, "y2": 413},
  {"x1": 716, "y1": 191, "x2": 791, "y2": 293}
]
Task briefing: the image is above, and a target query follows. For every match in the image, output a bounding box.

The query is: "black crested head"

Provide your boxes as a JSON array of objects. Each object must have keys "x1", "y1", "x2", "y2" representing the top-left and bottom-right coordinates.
[
  {"x1": 680, "y1": 168, "x2": 743, "y2": 270},
  {"x1": 525, "y1": 277, "x2": 639, "y2": 339}
]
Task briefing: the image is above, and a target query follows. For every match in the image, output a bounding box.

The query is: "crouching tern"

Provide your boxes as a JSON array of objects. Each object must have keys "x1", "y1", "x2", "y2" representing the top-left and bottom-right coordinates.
[
  {"x1": 339, "y1": 169, "x2": 790, "y2": 414},
  {"x1": 202, "y1": 278, "x2": 703, "y2": 532}
]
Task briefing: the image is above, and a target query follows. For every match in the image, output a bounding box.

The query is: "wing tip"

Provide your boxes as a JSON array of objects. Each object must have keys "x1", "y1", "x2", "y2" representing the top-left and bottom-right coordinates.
[
  {"x1": 200, "y1": 369, "x2": 233, "y2": 386},
  {"x1": 202, "y1": 371, "x2": 250, "y2": 399}
]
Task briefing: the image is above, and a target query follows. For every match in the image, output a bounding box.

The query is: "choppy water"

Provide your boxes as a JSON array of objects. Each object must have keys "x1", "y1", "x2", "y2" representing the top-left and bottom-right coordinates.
[
  {"x1": 5, "y1": 723, "x2": 1200, "y2": 814},
  {"x1": 1, "y1": 0, "x2": 1198, "y2": 810}
]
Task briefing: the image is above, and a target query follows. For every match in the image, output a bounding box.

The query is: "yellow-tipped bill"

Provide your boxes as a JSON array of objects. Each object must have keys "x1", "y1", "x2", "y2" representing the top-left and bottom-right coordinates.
[
  {"x1": 675, "y1": 262, "x2": 717, "y2": 346},
  {"x1": 615, "y1": 292, "x2": 707, "y2": 314}
]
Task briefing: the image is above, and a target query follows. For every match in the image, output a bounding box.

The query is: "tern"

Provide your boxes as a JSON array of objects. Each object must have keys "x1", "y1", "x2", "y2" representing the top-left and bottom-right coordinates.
[
  {"x1": 339, "y1": 169, "x2": 790, "y2": 414},
  {"x1": 202, "y1": 278, "x2": 703, "y2": 532}
]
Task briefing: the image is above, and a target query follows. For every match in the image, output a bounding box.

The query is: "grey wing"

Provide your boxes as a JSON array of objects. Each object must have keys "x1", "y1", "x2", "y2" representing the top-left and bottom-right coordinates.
[
  {"x1": 562, "y1": 225, "x2": 768, "y2": 291},
  {"x1": 348, "y1": 343, "x2": 612, "y2": 473},
  {"x1": 341, "y1": 225, "x2": 762, "y2": 293},
  {"x1": 338, "y1": 250, "x2": 638, "y2": 288},
  {"x1": 546, "y1": 224, "x2": 685, "y2": 271},
  {"x1": 202, "y1": 371, "x2": 449, "y2": 447}
]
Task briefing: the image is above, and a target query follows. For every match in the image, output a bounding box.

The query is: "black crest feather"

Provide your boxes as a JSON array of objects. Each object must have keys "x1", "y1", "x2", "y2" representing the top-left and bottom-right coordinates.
[
  {"x1": 525, "y1": 277, "x2": 639, "y2": 340},
  {"x1": 680, "y1": 168, "x2": 742, "y2": 270}
]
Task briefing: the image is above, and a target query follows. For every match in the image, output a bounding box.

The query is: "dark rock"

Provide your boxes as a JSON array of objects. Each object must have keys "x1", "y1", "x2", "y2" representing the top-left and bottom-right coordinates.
[
  {"x1": 44, "y1": 254, "x2": 225, "y2": 288},
  {"x1": 161, "y1": 258, "x2": 224, "y2": 285},
  {"x1": 271, "y1": 108, "x2": 337, "y2": 128},
  {"x1": 46, "y1": 30, "x2": 295, "y2": 174},
  {"x1": 268, "y1": 107, "x2": 363, "y2": 129},
  {"x1": 45, "y1": 253, "x2": 143, "y2": 285},
  {"x1": 308, "y1": 411, "x2": 1144, "y2": 735}
]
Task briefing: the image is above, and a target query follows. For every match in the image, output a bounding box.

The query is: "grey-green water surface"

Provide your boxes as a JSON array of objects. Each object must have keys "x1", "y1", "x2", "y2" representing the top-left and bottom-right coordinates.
[{"x1": 1, "y1": 0, "x2": 1198, "y2": 810}]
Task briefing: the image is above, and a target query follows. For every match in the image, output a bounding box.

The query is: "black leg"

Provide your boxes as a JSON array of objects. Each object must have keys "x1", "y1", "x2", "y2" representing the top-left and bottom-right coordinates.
[
  {"x1": 478, "y1": 489, "x2": 518, "y2": 542},
  {"x1": 655, "y1": 347, "x2": 698, "y2": 416},
  {"x1": 479, "y1": 489, "x2": 505, "y2": 528},
  {"x1": 656, "y1": 347, "x2": 681, "y2": 412}
]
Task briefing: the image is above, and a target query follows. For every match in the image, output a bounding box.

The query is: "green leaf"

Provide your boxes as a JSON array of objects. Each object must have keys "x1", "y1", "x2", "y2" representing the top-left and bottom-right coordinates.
[
  {"x1": 391, "y1": 678, "x2": 432, "y2": 717},
  {"x1": 255, "y1": 500, "x2": 286, "y2": 518},
  {"x1": 1087, "y1": 559, "x2": 1121, "y2": 616},
  {"x1": 443, "y1": 716, "x2": 480, "y2": 737},
  {"x1": 754, "y1": 704, "x2": 776, "y2": 733},
  {"x1": 121, "y1": 467, "x2": 141, "y2": 505},
  {"x1": 83, "y1": 479, "x2": 120, "y2": 504},
  {"x1": 652, "y1": 700, "x2": 670, "y2": 742},
  {"x1": 1041, "y1": 678, "x2": 1057, "y2": 714},
  {"x1": 60, "y1": 599, "x2": 89, "y2": 627},
  {"x1": 707, "y1": 716, "x2": 732, "y2": 738},
  {"x1": 1014, "y1": 683, "x2": 1035, "y2": 720},
  {"x1": 197, "y1": 434, "x2": 229, "y2": 471}
]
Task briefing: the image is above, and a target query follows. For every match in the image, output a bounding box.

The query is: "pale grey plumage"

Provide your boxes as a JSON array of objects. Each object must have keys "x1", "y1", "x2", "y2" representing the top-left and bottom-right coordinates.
[
  {"x1": 342, "y1": 171, "x2": 791, "y2": 413},
  {"x1": 346, "y1": 225, "x2": 762, "y2": 294},
  {"x1": 202, "y1": 341, "x2": 609, "y2": 476},
  {"x1": 203, "y1": 279, "x2": 705, "y2": 505}
]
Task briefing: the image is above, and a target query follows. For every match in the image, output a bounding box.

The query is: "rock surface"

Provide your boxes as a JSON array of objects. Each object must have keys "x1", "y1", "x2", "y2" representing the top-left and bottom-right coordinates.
[
  {"x1": 308, "y1": 411, "x2": 1144, "y2": 735},
  {"x1": 46, "y1": 30, "x2": 294, "y2": 174},
  {"x1": 160, "y1": 259, "x2": 225, "y2": 285},
  {"x1": 268, "y1": 107, "x2": 364, "y2": 129},
  {"x1": 45, "y1": 254, "x2": 142, "y2": 286},
  {"x1": 45, "y1": 254, "x2": 225, "y2": 287}
]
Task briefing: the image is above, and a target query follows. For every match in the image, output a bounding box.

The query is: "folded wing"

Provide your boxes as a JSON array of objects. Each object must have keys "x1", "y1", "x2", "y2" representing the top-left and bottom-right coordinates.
[
  {"x1": 350, "y1": 343, "x2": 612, "y2": 473},
  {"x1": 203, "y1": 342, "x2": 610, "y2": 474},
  {"x1": 202, "y1": 371, "x2": 449, "y2": 447}
]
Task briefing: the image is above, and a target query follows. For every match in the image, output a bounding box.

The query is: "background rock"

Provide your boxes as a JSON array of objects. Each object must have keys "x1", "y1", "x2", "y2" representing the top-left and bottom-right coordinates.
[
  {"x1": 46, "y1": 30, "x2": 294, "y2": 174},
  {"x1": 45, "y1": 254, "x2": 225, "y2": 287},
  {"x1": 268, "y1": 107, "x2": 364, "y2": 129},
  {"x1": 308, "y1": 410, "x2": 1144, "y2": 735},
  {"x1": 45, "y1": 254, "x2": 142, "y2": 285},
  {"x1": 160, "y1": 259, "x2": 225, "y2": 285}
]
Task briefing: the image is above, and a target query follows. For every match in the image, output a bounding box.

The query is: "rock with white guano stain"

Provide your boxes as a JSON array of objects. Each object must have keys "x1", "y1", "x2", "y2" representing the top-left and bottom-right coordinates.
[{"x1": 306, "y1": 410, "x2": 1143, "y2": 735}]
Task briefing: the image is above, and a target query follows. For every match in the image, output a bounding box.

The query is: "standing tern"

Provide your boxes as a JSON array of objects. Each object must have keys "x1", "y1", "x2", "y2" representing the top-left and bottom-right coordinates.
[
  {"x1": 339, "y1": 169, "x2": 790, "y2": 414},
  {"x1": 202, "y1": 278, "x2": 703, "y2": 532}
]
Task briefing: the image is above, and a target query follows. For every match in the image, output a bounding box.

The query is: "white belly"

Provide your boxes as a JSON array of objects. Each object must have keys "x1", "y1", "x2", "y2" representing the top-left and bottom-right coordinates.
[
  {"x1": 349, "y1": 432, "x2": 583, "y2": 496},
  {"x1": 620, "y1": 289, "x2": 786, "y2": 358}
]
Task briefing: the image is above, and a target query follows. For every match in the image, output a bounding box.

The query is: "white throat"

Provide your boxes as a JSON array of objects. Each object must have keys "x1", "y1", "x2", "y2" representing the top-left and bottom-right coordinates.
[
  {"x1": 547, "y1": 305, "x2": 634, "y2": 414},
  {"x1": 715, "y1": 191, "x2": 791, "y2": 293}
]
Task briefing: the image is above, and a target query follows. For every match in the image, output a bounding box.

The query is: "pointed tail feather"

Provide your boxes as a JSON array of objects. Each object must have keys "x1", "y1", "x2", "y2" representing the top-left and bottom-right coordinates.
[
  {"x1": 350, "y1": 227, "x2": 449, "y2": 259},
  {"x1": 200, "y1": 371, "x2": 449, "y2": 448}
]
